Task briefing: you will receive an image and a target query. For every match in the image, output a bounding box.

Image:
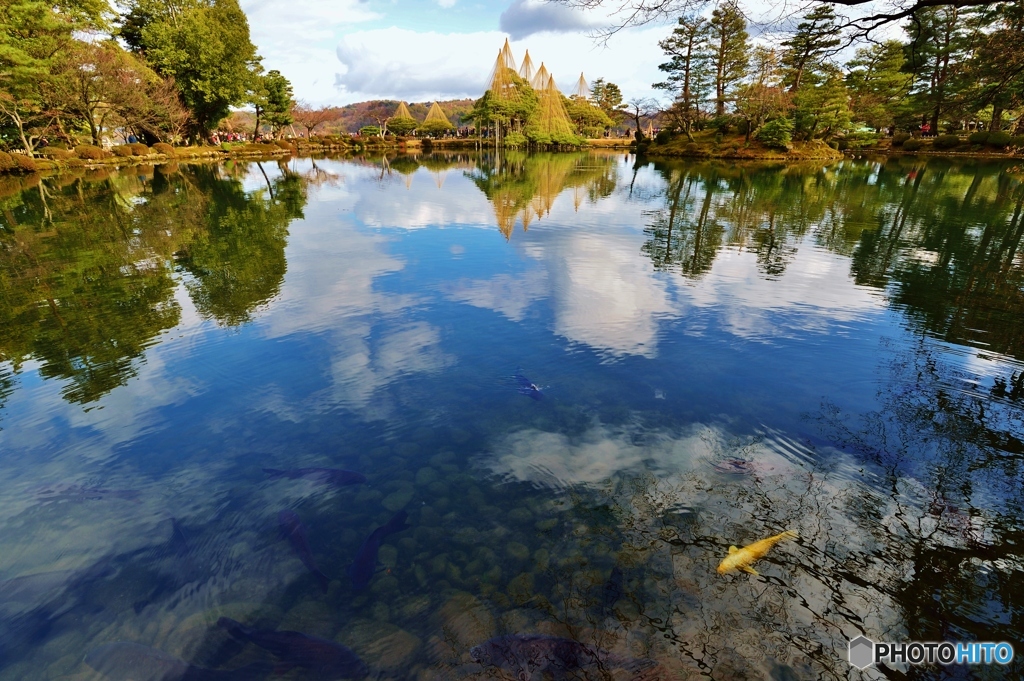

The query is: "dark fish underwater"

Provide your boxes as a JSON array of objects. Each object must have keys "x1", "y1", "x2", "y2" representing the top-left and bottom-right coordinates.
[
  {"x1": 348, "y1": 510, "x2": 410, "y2": 590},
  {"x1": 218, "y1": 617, "x2": 368, "y2": 679},
  {"x1": 515, "y1": 369, "x2": 543, "y2": 400},
  {"x1": 470, "y1": 634, "x2": 654, "y2": 681},
  {"x1": 278, "y1": 509, "x2": 330, "y2": 593},
  {"x1": 263, "y1": 467, "x2": 367, "y2": 487}
]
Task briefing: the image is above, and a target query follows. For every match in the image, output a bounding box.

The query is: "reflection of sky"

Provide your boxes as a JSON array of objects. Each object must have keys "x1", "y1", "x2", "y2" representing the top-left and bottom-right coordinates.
[
  {"x1": 0, "y1": 155, "x2": 947, "y2": 459},
  {"x1": 1, "y1": 156, "x2": 1022, "y2": 677}
]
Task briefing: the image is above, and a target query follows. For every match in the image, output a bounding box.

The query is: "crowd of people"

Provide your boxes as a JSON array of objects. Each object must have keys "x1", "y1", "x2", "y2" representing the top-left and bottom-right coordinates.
[{"x1": 209, "y1": 132, "x2": 251, "y2": 145}]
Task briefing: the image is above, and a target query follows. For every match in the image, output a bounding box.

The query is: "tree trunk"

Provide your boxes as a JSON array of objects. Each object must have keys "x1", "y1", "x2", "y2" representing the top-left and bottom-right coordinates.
[
  {"x1": 715, "y1": 34, "x2": 726, "y2": 117},
  {"x1": 989, "y1": 105, "x2": 1003, "y2": 132},
  {"x1": 88, "y1": 113, "x2": 100, "y2": 147}
]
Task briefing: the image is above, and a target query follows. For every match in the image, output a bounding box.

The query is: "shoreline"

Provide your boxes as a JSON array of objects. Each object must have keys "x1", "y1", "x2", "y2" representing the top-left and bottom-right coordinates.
[{"x1": 3, "y1": 138, "x2": 1021, "y2": 180}]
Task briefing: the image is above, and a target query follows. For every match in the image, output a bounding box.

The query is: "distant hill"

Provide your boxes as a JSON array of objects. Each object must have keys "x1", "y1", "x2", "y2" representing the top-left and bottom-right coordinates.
[
  {"x1": 220, "y1": 99, "x2": 477, "y2": 136},
  {"x1": 326, "y1": 99, "x2": 476, "y2": 133}
]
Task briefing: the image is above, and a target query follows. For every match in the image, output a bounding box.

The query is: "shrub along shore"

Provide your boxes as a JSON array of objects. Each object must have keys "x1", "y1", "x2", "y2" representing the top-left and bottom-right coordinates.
[
  {"x1": 0, "y1": 134, "x2": 416, "y2": 176},
  {"x1": 634, "y1": 128, "x2": 1024, "y2": 161},
  {"x1": 6, "y1": 130, "x2": 1021, "y2": 178}
]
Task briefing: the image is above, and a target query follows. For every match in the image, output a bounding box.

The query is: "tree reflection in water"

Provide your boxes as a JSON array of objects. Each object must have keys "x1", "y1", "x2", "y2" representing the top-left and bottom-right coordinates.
[
  {"x1": 641, "y1": 158, "x2": 1024, "y2": 361},
  {"x1": 468, "y1": 151, "x2": 618, "y2": 240},
  {"x1": 0, "y1": 155, "x2": 1021, "y2": 679},
  {"x1": 0, "y1": 162, "x2": 308, "y2": 404}
]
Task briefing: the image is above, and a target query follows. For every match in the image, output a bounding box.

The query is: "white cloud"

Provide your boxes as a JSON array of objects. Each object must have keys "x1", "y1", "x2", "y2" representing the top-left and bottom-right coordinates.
[
  {"x1": 446, "y1": 272, "x2": 549, "y2": 322},
  {"x1": 543, "y1": 231, "x2": 677, "y2": 358},
  {"x1": 240, "y1": 0, "x2": 380, "y2": 106},
  {"x1": 437, "y1": 0, "x2": 457, "y2": 7},
  {"x1": 685, "y1": 242, "x2": 884, "y2": 341},
  {"x1": 480, "y1": 423, "x2": 804, "y2": 488},
  {"x1": 330, "y1": 27, "x2": 667, "y2": 103},
  {"x1": 499, "y1": 0, "x2": 596, "y2": 40}
]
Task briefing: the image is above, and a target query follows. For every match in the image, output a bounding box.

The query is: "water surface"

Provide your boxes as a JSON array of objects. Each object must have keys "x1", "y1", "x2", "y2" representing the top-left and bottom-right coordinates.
[{"x1": 0, "y1": 153, "x2": 1022, "y2": 680}]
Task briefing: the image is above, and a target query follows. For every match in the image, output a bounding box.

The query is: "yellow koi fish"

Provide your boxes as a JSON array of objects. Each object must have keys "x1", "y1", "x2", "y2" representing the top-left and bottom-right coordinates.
[{"x1": 717, "y1": 530, "x2": 798, "y2": 576}]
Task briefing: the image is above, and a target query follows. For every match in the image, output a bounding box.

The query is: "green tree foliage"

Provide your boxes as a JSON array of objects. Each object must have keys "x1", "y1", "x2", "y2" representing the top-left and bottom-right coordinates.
[
  {"x1": 590, "y1": 78, "x2": 624, "y2": 123},
  {"x1": 845, "y1": 41, "x2": 913, "y2": 131},
  {"x1": 388, "y1": 116, "x2": 418, "y2": 136},
  {"x1": 708, "y1": 0, "x2": 749, "y2": 117},
  {"x1": 468, "y1": 75, "x2": 540, "y2": 137},
  {"x1": 903, "y1": 7, "x2": 968, "y2": 132},
  {"x1": 124, "y1": 0, "x2": 260, "y2": 138},
  {"x1": 734, "y1": 47, "x2": 790, "y2": 140},
  {"x1": 654, "y1": 15, "x2": 713, "y2": 139},
  {"x1": 249, "y1": 69, "x2": 293, "y2": 138},
  {"x1": 417, "y1": 119, "x2": 455, "y2": 137},
  {"x1": 565, "y1": 95, "x2": 613, "y2": 136},
  {"x1": 792, "y1": 65, "x2": 851, "y2": 140},
  {"x1": 961, "y1": 3, "x2": 1024, "y2": 132},
  {"x1": 0, "y1": 0, "x2": 109, "y2": 153},
  {"x1": 755, "y1": 116, "x2": 793, "y2": 148},
  {"x1": 781, "y1": 6, "x2": 843, "y2": 93}
]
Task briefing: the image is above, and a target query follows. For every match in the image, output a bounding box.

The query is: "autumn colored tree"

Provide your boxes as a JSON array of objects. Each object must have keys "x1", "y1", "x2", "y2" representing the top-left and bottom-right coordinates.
[{"x1": 292, "y1": 103, "x2": 337, "y2": 137}]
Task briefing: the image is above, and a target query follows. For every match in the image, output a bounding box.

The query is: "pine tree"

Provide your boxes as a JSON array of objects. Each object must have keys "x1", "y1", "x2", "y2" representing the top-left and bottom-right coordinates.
[
  {"x1": 781, "y1": 6, "x2": 843, "y2": 93},
  {"x1": 845, "y1": 41, "x2": 913, "y2": 132},
  {"x1": 708, "y1": 0, "x2": 749, "y2": 117},
  {"x1": 903, "y1": 7, "x2": 968, "y2": 132},
  {"x1": 655, "y1": 15, "x2": 713, "y2": 139}
]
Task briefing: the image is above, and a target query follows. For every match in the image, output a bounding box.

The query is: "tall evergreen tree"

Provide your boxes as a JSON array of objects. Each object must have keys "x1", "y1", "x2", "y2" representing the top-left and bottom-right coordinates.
[
  {"x1": 962, "y1": 2, "x2": 1024, "y2": 131},
  {"x1": 708, "y1": 0, "x2": 749, "y2": 117},
  {"x1": 655, "y1": 15, "x2": 713, "y2": 139},
  {"x1": 903, "y1": 7, "x2": 967, "y2": 132},
  {"x1": 846, "y1": 41, "x2": 913, "y2": 131},
  {"x1": 781, "y1": 6, "x2": 843, "y2": 93},
  {"x1": 591, "y1": 78, "x2": 625, "y2": 123}
]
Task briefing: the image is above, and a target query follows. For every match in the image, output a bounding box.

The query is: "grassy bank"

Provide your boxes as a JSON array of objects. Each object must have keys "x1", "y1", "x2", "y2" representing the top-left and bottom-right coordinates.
[
  {"x1": 0, "y1": 134, "x2": 420, "y2": 176},
  {"x1": 640, "y1": 130, "x2": 844, "y2": 161}
]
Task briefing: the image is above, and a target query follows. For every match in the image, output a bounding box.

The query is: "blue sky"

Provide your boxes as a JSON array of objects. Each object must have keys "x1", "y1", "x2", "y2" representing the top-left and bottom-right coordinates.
[
  {"x1": 239, "y1": 0, "x2": 674, "y2": 106},
  {"x1": 239, "y1": 0, "x2": 893, "y2": 107}
]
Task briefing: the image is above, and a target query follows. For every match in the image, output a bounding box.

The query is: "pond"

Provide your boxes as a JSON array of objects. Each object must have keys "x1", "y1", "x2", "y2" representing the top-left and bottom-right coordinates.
[{"x1": 0, "y1": 152, "x2": 1022, "y2": 680}]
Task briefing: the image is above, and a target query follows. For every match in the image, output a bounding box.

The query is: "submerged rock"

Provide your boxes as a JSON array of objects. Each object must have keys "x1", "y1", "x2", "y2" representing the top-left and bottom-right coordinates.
[
  {"x1": 433, "y1": 592, "x2": 494, "y2": 650},
  {"x1": 338, "y1": 619, "x2": 422, "y2": 673},
  {"x1": 470, "y1": 634, "x2": 655, "y2": 681},
  {"x1": 506, "y1": 542, "x2": 530, "y2": 561}
]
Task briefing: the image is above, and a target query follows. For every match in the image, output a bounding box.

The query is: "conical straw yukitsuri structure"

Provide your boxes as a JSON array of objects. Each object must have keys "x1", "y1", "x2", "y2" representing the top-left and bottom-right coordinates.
[
  {"x1": 530, "y1": 62, "x2": 550, "y2": 91},
  {"x1": 424, "y1": 102, "x2": 451, "y2": 125},
  {"x1": 571, "y1": 73, "x2": 590, "y2": 99},
  {"x1": 534, "y1": 74, "x2": 576, "y2": 143},
  {"x1": 519, "y1": 50, "x2": 535, "y2": 83},
  {"x1": 394, "y1": 101, "x2": 414, "y2": 119},
  {"x1": 473, "y1": 40, "x2": 583, "y2": 147}
]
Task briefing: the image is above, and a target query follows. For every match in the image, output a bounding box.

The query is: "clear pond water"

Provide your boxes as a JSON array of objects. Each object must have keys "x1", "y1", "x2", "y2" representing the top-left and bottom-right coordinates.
[{"x1": 0, "y1": 152, "x2": 1022, "y2": 680}]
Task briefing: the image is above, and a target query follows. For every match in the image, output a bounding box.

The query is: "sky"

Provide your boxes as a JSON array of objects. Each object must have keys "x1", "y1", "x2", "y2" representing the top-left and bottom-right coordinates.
[{"x1": 239, "y1": 0, "x2": 676, "y2": 106}]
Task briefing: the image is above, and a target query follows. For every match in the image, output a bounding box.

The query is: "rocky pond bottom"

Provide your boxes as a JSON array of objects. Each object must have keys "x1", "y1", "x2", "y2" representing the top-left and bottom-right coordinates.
[{"x1": 0, "y1": 153, "x2": 1021, "y2": 679}]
